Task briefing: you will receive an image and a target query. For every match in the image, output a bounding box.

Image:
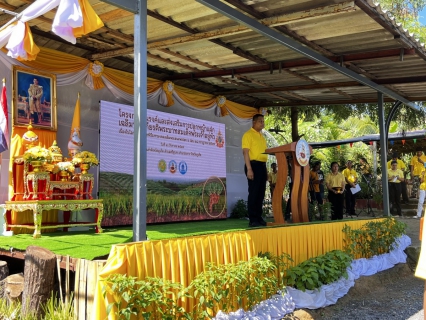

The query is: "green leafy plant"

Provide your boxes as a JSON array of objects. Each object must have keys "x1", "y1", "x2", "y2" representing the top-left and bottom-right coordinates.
[
  {"x1": 230, "y1": 199, "x2": 248, "y2": 219},
  {"x1": 342, "y1": 217, "x2": 407, "y2": 259},
  {"x1": 102, "y1": 274, "x2": 191, "y2": 320},
  {"x1": 190, "y1": 256, "x2": 277, "y2": 318},
  {"x1": 283, "y1": 250, "x2": 352, "y2": 291},
  {"x1": 258, "y1": 251, "x2": 293, "y2": 288}
]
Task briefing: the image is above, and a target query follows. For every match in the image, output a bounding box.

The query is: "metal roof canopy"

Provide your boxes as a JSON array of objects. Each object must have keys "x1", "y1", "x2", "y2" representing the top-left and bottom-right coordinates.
[
  {"x1": 197, "y1": 0, "x2": 405, "y2": 216},
  {"x1": 197, "y1": 0, "x2": 419, "y2": 111}
]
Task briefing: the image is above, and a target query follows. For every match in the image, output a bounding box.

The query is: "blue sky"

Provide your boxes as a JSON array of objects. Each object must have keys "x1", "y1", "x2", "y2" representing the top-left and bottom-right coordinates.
[{"x1": 420, "y1": 8, "x2": 426, "y2": 26}]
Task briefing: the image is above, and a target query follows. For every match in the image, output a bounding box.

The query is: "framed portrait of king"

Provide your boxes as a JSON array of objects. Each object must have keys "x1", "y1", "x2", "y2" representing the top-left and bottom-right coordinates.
[{"x1": 12, "y1": 66, "x2": 57, "y2": 131}]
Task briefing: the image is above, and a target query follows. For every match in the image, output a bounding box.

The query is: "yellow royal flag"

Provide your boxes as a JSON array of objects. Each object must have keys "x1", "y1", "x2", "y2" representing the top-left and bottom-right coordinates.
[{"x1": 68, "y1": 94, "x2": 83, "y2": 156}]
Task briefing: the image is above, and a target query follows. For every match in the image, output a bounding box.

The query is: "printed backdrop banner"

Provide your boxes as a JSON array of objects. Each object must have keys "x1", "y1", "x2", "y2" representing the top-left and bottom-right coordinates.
[{"x1": 99, "y1": 100, "x2": 227, "y2": 225}]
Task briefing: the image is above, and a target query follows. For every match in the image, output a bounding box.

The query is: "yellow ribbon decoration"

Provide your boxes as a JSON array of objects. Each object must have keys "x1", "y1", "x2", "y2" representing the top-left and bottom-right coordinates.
[
  {"x1": 162, "y1": 80, "x2": 175, "y2": 107},
  {"x1": 216, "y1": 96, "x2": 228, "y2": 116},
  {"x1": 73, "y1": 0, "x2": 104, "y2": 38},
  {"x1": 88, "y1": 61, "x2": 105, "y2": 90},
  {"x1": 17, "y1": 22, "x2": 40, "y2": 61}
]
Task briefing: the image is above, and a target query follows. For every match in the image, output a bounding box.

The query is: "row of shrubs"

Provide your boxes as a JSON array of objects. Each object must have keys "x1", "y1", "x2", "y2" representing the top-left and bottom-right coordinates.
[{"x1": 101, "y1": 218, "x2": 406, "y2": 319}]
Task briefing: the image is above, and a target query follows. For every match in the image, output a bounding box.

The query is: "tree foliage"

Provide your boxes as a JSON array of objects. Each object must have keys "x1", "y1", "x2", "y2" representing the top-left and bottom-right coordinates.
[
  {"x1": 378, "y1": 0, "x2": 426, "y2": 41},
  {"x1": 269, "y1": 0, "x2": 426, "y2": 142}
]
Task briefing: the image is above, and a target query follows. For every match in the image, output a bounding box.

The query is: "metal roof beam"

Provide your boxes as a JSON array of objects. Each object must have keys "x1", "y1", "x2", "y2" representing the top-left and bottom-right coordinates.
[
  {"x1": 147, "y1": 2, "x2": 355, "y2": 50},
  {"x1": 214, "y1": 75, "x2": 426, "y2": 95},
  {"x1": 197, "y1": 0, "x2": 419, "y2": 111},
  {"x1": 261, "y1": 96, "x2": 426, "y2": 107},
  {"x1": 167, "y1": 48, "x2": 415, "y2": 80}
]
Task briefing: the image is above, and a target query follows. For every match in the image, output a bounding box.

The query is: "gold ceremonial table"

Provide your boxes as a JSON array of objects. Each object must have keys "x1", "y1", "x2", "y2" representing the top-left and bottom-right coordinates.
[{"x1": 2, "y1": 199, "x2": 103, "y2": 238}]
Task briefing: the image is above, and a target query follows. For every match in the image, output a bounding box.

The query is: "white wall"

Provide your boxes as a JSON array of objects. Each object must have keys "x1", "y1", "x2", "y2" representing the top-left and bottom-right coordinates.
[{"x1": 0, "y1": 62, "x2": 250, "y2": 216}]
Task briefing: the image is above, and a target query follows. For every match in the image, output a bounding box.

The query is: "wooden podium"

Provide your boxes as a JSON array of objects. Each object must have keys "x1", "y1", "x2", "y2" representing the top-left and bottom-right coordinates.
[{"x1": 265, "y1": 140, "x2": 312, "y2": 224}]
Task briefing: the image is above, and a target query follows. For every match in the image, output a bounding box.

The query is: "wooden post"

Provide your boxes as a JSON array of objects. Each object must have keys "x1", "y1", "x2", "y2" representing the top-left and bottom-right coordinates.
[
  {"x1": 22, "y1": 246, "x2": 56, "y2": 318},
  {"x1": 0, "y1": 260, "x2": 9, "y2": 298},
  {"x1": 4, "y1": 273, "x2": 24, "y2": 304}
]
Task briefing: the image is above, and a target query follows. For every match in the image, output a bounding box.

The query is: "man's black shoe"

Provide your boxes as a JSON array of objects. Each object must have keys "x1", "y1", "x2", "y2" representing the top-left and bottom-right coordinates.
[
  {"x1": 248, "y1": 221, "x2": 262, "y2": 227},
  {"x1": 258, "y1": 218, "x2": 267, "y2": 226}
]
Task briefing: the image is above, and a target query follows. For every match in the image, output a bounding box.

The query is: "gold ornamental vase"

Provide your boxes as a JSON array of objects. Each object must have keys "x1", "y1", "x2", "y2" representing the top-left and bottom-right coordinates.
[
  {"x1": 31, "y1": 160, "x2": 44, "y2": 173},
  {"x1": 80, "y1": 163, "x2": 90, "y2": 174},
  {"x1": 59, "y1": 170, "x2": 70, "y2": 181}
]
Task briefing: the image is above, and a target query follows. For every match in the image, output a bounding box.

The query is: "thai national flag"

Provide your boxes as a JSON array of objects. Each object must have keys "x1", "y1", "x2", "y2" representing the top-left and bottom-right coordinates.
[{"x1": 0, "y1": 81, "x2": 9, "y2": 153}]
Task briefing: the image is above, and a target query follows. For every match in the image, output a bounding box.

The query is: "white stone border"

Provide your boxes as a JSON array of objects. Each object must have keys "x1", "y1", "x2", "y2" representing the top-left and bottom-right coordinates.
[{"x1": 214, "y1": 235, "x2": 411, "y2": 319}]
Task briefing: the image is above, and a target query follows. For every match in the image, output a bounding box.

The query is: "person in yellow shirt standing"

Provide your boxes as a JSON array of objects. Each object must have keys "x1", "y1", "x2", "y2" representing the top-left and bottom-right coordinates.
[
  {"x1": 268, "y1": 163, "x2": 277, "y2": 198},
  {"x1": 388, "y1": 160, "x2": 405, "y2": 216},
  {"x1": 410, "y1": 147, "x2": 426, "y2": 199},
  {"x1": 387, "y1": 152, "x2": 409, "y2": 204},
  {"x1": 325, "y1": 162, "x2": 346, "y2": 220},
  {"x1": 414, "y1": 164, "x2": 426, "y2": 219},
  {"x1": 342, "y1": 160, "x2": 358, "y2": 216},
  {"x1": 242, "y1": 114, "x2": 268, "y2": 228}
]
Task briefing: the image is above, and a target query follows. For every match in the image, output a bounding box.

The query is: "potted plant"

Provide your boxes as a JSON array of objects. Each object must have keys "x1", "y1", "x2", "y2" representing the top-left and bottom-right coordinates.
[
  {"x1": 52, "y1": 161, "x2": 75, "y2": 181},
  {"x1": 72, "y1": 151, "x2": 99, "y2": 174},
  {"x1": 23, "y1": 146, "x2": 53, "y2": 172}
]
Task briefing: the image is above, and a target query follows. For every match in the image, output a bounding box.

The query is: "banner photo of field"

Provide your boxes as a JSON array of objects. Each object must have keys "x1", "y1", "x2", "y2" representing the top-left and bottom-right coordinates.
[{"x1": 99, "y1": 100, "x2": 227, "y2": 226}]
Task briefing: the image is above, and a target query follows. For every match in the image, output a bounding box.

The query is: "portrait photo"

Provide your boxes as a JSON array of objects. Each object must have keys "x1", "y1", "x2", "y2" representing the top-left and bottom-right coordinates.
[{"x1": 12, "y1": 66, "x2": 57, "y2": 131}]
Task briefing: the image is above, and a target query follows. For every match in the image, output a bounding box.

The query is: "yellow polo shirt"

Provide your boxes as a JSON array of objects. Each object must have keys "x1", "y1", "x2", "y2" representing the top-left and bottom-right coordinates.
[
  {"x1": 268, "y1": 171, "x2": 277, "y2": 184},
  {"x1": 410, "y1": 154, "x2": 426, "y2": 176},
  {"x1": 342, "y1": 168, "x2": 357, "y2": 184},
  {"x1": 387, "y1": 159, "x2": 406, "y2": 170},
  {"x1": 309, "y1": 170, "x2": 319, "y2": 192},
  {"x1": 242, "y1": 127, "x2": 268, "y2": 162},
  {"x1": 388, "y1": 169, "x2": 404, "y2": 183},
  {"x1": 325, "y1": 172, "x2": 345, "y2": 189}
]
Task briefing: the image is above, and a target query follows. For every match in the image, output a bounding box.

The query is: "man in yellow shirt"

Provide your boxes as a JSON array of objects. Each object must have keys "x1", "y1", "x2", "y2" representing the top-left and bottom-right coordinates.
[
  {"x1": 387, "y1": 152, "x2": 409, "y2": 204},
  {"x1": 268, "y1": 163, "x2": 277, "y2": 197},
  {"x1": 388, "y1": 160, "x2": 404, "y2": 216},
  {"x1": 410, "y1": 147, "x2": 426, "y2": 199},
  {"x1": 342, "y1": 160, "x2": 358, "y2": 216},
  {"x1": 325, "y1": 162, "x2": 346, "y2": 220},
  {"x1": 242, "y1": 114, "x2": 268, "y2": 227}
]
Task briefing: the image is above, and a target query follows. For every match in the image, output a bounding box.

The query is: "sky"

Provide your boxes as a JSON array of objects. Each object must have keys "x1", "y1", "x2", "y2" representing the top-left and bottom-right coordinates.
[{"x1": 420, "y1": 8, "x2": 426, "y2": 26}]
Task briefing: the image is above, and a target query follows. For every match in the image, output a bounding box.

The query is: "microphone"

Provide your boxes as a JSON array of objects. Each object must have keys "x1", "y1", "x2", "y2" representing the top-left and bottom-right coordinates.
[{"x1": 269, "y1": 128, "x2": 285, "y2": 133}]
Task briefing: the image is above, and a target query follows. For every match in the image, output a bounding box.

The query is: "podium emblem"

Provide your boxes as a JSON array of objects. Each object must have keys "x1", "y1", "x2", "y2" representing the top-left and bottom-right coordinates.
[{"x1": 295, "y1": 139, "x2": 310, "y2": 167}]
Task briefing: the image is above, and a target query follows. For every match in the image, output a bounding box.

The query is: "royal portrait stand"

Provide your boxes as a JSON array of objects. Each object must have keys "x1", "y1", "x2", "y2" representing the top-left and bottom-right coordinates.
[{"x1": 265, "y1": 140, "x2": 312, "y2": 224}]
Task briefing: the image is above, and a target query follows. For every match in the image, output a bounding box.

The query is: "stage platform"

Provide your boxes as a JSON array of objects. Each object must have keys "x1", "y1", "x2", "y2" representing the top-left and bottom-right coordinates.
[{"x1": 93, "y1": 218, "x2": 382, "y2": 318}]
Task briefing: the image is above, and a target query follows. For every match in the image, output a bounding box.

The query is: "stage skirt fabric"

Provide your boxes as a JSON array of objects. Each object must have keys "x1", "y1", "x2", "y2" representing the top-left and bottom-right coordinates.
[{"x1": 93, "y1": 219, "x2": 379, "y2": 319}]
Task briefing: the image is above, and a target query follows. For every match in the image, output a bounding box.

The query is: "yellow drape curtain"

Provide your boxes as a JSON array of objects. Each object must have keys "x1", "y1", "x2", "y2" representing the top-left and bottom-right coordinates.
[
  {"x1": 173, "y1": 84, "x2": 217, "y2": 110},
  {"x1": 19, "y1": 47, "x2": 88, "y2": 73},
  {"x1": 6, "y1": 45, "x2": 259, "y2": 120},
  {"x1": 94, "y1": 219, "x2": 378, "y2": 319},
  {"x1": 103, "y1": 68, "x2": 134, "y2": 94},
  {"x1": 8, "y1": 127, "x2": 57, "y2": 233}
]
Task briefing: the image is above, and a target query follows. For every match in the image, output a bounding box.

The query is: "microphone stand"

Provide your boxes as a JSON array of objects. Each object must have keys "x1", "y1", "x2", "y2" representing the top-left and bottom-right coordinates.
[{"x1": 356, "y1": 168, "x2": 375, "y2": 217}]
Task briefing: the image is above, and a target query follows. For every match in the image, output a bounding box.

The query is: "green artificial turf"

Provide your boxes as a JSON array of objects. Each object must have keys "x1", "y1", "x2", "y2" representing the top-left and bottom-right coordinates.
[{"x1": 0, "y1": 219, "x2": 250, "y2": 260}]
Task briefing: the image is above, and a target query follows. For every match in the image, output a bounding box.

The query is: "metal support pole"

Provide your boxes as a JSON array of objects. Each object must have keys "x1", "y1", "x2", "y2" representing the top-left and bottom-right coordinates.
[
  {"x1": 378, "y1": 92, "x2": 390, "y2": 216},
  {"x1": 133, "y1": 0, "x2": 147, "y2": 241},
  {"x1": 373, "y1": 141, "x2": 377, "y2": 179}
]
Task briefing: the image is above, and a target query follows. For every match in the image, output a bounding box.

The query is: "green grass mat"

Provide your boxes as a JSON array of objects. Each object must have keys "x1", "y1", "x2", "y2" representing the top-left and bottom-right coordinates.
[{"x1": 0, "y1": 219, "x2": 250, "y2": 260}]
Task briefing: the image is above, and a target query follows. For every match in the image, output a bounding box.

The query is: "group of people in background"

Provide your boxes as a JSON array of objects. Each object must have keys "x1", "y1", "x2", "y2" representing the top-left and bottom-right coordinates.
[
  {"x1": 242, "y1": 114, "x2": 426, "y2": 227},
  {"x1": 309, "y1": 160, "x2": 361, "y2": 220}
]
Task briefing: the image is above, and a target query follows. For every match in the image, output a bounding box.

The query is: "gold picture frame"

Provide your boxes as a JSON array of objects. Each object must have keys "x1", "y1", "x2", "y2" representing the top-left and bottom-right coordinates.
[{"x1": 12, "y1": 66, "x2": 57, "y2": 131}]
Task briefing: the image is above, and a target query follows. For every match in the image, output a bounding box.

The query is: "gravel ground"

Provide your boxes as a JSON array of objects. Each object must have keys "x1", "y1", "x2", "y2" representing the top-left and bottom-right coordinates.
[{"x1": 287, "y1": 263, "x2": 424, "y2": 320}]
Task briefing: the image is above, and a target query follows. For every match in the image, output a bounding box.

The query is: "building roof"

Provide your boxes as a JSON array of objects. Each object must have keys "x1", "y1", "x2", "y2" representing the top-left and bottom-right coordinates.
[
  {"x1": 310, "y1": 129, "x2": 426, "y2": 155},
  {"x1": 1, "y1": 0, "x2": 426, "y2": 109}
]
